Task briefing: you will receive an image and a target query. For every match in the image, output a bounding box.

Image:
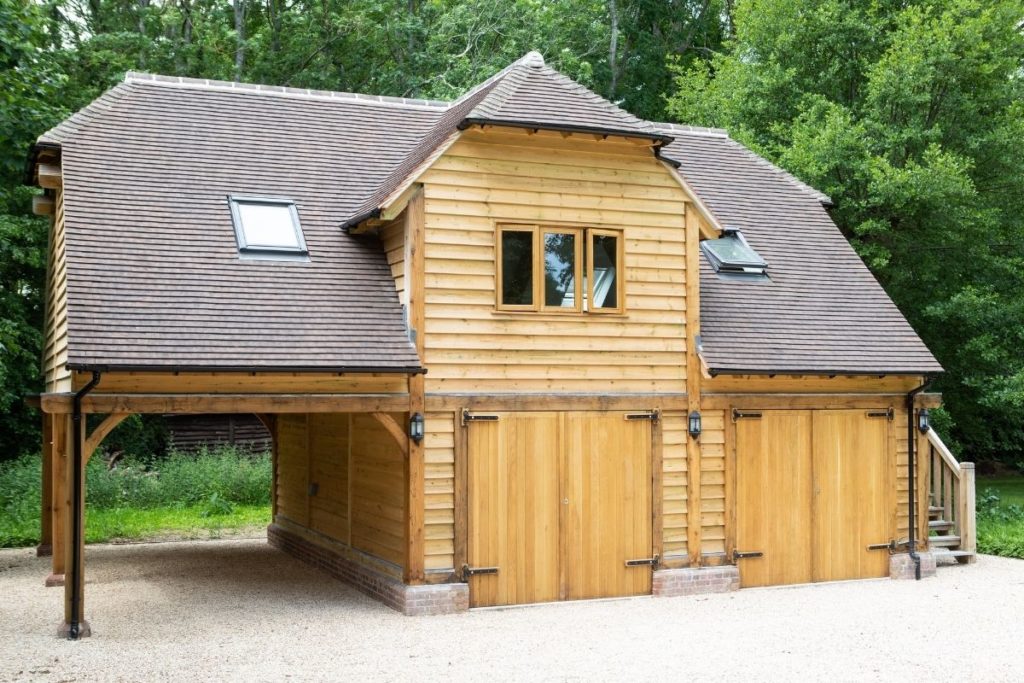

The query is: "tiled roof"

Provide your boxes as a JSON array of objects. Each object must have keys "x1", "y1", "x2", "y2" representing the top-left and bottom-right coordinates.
[
  {"x1": 656, "y1": 126, "x2": 942, "y2": 375},
  {"x1": 44, "y1": 75, "x2": 435, "y2": 372}
]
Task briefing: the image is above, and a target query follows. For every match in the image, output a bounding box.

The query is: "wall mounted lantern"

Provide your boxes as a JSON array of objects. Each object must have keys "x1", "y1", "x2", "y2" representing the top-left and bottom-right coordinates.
[
  {"x1": 688, "y1": 411, "x2": 702, "y2": 439},
  {"x1": 410, "y1": 412, "x2": 425, "y2": 443},
  {"x1": 917, "y1": 408, "x2": 930, "y2": 433}
]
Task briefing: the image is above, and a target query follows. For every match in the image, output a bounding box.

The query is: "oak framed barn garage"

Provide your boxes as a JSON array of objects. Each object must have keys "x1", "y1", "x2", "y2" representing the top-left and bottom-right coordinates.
[{"x1": 28, "y1": 52, "x2": 975, "y2": 638}]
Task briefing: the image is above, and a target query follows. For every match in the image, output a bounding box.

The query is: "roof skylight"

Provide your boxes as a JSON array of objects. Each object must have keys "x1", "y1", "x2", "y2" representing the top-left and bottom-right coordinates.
[
  {"x1": 229, "y1": 196, "x2": 307, "y2": 257},
  {"x1": 700, "y1": 228, "x2": 768, "y2": 280}
]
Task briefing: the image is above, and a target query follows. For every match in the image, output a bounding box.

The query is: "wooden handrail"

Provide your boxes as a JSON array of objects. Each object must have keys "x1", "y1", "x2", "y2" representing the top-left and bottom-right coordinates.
[{"x1": 927, "y1": 428, "x2": 961, "y2": 475}]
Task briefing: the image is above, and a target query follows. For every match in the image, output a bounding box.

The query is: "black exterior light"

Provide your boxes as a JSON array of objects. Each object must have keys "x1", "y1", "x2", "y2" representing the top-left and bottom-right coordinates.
[
  {"x1": 409, "y1": 412, "x2": 425, "y2": 443},
  {"x1": 688, "y1": 411, "x2": 702, "y2": 439},
  {"x1": 917, "y1": 408, "x2": 930, "y2": 433}
]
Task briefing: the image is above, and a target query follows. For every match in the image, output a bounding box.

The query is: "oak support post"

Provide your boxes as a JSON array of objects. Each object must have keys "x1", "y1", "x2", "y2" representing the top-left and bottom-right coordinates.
[
  {"x1": 38, "y1": 414, "x2": 53, "y2": 557},
  {"x1": 959, "y1": 462, "x2": 977, "y2": 562},
  {"x1": 684, "y1": 203, "x2": 703, "y2": 566},
  {"x1": 404, "y1": 186, "x2": 426, "y2": 586},
  {"x1": 47, "y1": 415, "x2": 70, "y2": 587}
]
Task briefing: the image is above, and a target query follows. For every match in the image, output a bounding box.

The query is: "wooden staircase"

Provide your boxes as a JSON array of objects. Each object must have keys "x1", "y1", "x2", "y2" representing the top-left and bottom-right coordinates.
[{"x1": 925, "y1": 428, "x2": 977, "y2": 564}]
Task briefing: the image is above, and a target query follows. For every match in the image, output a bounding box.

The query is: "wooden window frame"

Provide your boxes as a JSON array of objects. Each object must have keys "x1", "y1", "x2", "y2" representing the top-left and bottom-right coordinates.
[
  {"x1": 586, "y1": 228, "x2": 625, "y2": 315},
  {"x1": 495, "y1": 223, "x2": 625, "y2": 315},
  {"x1": 539, "y1": 226, "x2": 584, "y2": 314},
  {"x1": 496, "y1": 225, "x2": 540, "y2": 311}
]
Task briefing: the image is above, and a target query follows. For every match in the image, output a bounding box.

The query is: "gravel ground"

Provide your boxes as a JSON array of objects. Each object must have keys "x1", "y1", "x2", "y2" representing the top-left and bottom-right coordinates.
[{"x1": 1, "y1": 538, "x2": 1021, "y2": 682}]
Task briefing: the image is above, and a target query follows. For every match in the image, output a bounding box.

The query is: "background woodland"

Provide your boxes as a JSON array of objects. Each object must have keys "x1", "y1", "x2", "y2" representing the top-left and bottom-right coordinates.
[{"x1": 2, "y1": 0, "x2": 1023, "y2": 467}]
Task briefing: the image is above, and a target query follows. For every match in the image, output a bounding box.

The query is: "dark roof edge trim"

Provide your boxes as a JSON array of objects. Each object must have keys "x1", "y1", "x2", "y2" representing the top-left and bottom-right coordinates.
[
  {"x1": 341, "y1": 207, "x2": 382, "y2": 231},
  {"x1": 67, "y1": 362, "x2": 427, "y2": 375},
  {"x1": 458, "y1": 117, "x2": 674, "y2": 144},
  {"x1": 24, "y1": 141, "x2": 62, "y2": 186},
  {"x1": 707, "y1": 368, "x2": 943, "y2": 378}
]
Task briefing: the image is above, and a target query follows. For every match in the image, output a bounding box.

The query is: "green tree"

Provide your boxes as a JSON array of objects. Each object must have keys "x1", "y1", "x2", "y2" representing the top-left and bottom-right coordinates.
[
  {"x1": 0, "y1": 0, "x2": 66, "y2": 459},
  {"x1": 667, "y1": 0, "x2": 1024, "y2": 463}
]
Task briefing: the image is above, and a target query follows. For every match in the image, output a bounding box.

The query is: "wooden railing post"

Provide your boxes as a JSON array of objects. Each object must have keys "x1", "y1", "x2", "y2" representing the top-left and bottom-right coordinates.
[{"x1": 959, "y1": 462, "x2": 977, "y2": 562}]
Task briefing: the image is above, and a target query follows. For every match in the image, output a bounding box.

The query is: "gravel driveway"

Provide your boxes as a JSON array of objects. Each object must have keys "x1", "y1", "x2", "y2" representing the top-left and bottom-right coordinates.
[{"x1": 1, "y1": 538, "x2": 1021, "y2": 682}]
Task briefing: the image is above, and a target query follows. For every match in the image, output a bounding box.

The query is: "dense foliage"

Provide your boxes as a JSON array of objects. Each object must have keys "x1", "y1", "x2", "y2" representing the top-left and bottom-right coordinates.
[
  {"x1": 668, "y1": 0, "x2": 1024, "y2": 463},
  {"x1": 976, "y1": 486, "x2": 1024, "y2": 558},
  {"x1": 0, "y1": 447, "x2": 272, "y2": 546},
  {"x1": 0, "y1": 0, "x2": 1022, "y2": 465}
]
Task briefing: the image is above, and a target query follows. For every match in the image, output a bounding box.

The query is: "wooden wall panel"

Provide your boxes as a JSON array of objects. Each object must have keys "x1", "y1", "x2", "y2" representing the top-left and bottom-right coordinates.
[
  {"x1": 419, "y1": 128, "x2": 689, "y2": 394},
  {"x1": 705, "y1": 375, "x2": 924, "y2": 394},
  {"x1": 699, "y1": 410, "x2": 727, "y2": 556},
  {"x1": 424, "y1": 411, "x2": 455, "y2": 571},
  {"x1": 350, "y1": 413, "x2": 406, "y2": 567},
  {"x1": 379, "y1": 217, "x2": 407, "y2": 307},
  {"x1": 43, "y1": 188, "x2": 71, "y2": 393},
  {"x1": 308, "y1": 413, "x2": 350, "y2": 543},
  {"x1": 661, "y1": 411, "x2": 688, "y2": 559},
  {"x1": 275, "y1": 414, "x2": 309, "y2": 526}
]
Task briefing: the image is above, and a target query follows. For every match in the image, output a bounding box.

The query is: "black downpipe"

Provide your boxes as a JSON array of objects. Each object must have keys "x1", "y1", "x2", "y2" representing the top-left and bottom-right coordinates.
[
  {"x1": 68, "y1": 371, "x2": 100, "y2": 640},
  {"x1": 906, "y1": 378, "x2": 932, "y2": 581}
]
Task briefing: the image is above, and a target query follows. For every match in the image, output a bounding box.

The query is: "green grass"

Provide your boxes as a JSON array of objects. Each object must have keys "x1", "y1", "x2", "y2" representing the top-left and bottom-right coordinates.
[
  {"x1": 976, "y1": 475, "x2": 1024, "y2": 559},
  {"x1": 0, "y1": 448, "x2": 272, "y2": 548}
]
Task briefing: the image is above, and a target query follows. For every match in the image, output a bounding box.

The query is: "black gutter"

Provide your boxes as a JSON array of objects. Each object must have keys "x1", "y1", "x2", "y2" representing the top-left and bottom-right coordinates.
[
  {"x1": 458, "y1": 117, "x2": 676, "y2": 145},
  {"x1": 66, "y1": 363, "x2": 428, "y2": 375},
  {"x1": 68, "y1": 370, "x2": 100, "y2": 640},
  {"x1": 906, "y1": 376, "x2": 934, "y2": 580},
  {"x1": 340, "y1": 207, "x2": 382, "y2": 232},
  {"x1": 707, "y1": 367, "x2": 944, "y2": 377}
]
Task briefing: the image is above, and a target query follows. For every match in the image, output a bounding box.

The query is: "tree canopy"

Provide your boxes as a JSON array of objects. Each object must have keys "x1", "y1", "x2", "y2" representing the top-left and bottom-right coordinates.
[{"x1": 1, "y1": 0, "x2": 1022, "y2": 464}]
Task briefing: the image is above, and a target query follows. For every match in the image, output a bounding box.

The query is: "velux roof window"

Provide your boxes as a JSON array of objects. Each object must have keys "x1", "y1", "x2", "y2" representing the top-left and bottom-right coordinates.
[
  {"x1": 700, "y1": 228, "x2": 768, "y2": 280},
  {"x1": 229, "y1": 195, "x2": 308, "y2": 258}
]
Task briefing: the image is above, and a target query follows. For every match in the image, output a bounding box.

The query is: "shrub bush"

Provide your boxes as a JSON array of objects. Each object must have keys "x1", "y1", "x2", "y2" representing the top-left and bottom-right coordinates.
[
  {"x1": 976, "y1": 487, "x2": 1024, "y2": 559},
  {"x1": 0, "y1": 447, "x2": 271, "y2": 547}
]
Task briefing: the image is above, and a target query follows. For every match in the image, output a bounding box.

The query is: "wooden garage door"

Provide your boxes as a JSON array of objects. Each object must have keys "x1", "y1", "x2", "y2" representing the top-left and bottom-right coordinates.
[
  {"x1": 736, "y1": 409, "x2": 892, "y2": 587},
  {"x1": 812, "y1": 410, "x2": 891, "y2": 582},
  {"x1": 563, "y1": 413, "x2": 652, "y2": 600},
  {"x1": 467, "y1": 412, "x2": 561, "y2": 607},
  {"x1": 736, "y1": 410, "x2": 814, "y2": 587},
  {"x1": 467, "y1": 411, "x2": 653, "y2": 607}
]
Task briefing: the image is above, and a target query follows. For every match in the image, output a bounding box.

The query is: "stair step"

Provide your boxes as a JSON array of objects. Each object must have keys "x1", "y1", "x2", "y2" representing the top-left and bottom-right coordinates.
[
  {"x1": 929, "y1": 519, "x2": 954, "y2": 530},
  {"x1": 948, "y1": 550, "x2": 975, "y2": 558},
  {"x1": 929, "y1": 535, "x2": 962, "y2": 547},
  {"x1": 928, "y1": 506, "x2": 945, "y2": 516}
]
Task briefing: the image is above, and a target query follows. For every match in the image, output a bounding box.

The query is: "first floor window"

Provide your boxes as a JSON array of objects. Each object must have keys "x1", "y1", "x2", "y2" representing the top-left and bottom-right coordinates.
[{"x1": 497, "y1": 224, "x2": 624, "y2": 314}]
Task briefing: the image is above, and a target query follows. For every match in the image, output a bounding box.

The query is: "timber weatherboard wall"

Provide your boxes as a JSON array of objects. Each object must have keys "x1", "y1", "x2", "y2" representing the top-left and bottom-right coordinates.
[
  {"x1": 273, "y1": 412, "x2": 408, "y2": 574},
  {"x1": 43, "y1": 186, "x2": 71, "y2": 393},
  {"x1": 408, "y1": 126, "x2": 696, "y2": 574}
]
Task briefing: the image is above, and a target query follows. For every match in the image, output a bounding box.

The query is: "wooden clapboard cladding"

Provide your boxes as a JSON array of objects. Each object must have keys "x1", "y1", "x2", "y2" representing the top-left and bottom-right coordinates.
[
  {"x1": 660, "y1": 411, "x2": 688, "y2": 561},
  {"x1": 379, "y1": 217, "x2": 408, "y2": 308},
  {"x1": 562, "y1": 413, "x2": 652, "y2": 600},
  {"x1": 350, "y1": 413, "x2": 407, "y2": 566},
  {"x1": 735, "y1": 411, "x2": 814, "y2": 588},
  {"x1": 275, "y1": 414, "x2": 309, "y2": 527},
  {"x1": 308, "y1": 414, "x2": 351, "y2": 542},
  {"x1": 467, "y1": 413, "x2": 561, "y2": 607},
  {"x1": 699, "y1": 410, "x2": 727, "y2": 557},
  {"x1": 418, "y1": 127, "x2": 689, "y2": 394},
  {"x1": 811, "y1": 411, "x2": 891, "y2": 581},
  {"x1": 43, "y1": 187, "x2": 71, "y2": 393},
  {"x1": 72, "y1": 371, "x2": 408, "y2": 394},
  {"x1": 424, "y1": 411, "x2": 456, "y2": 572}
]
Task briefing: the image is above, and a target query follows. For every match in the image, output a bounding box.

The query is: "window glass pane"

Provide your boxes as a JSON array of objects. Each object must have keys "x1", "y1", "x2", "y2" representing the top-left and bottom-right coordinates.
[
  {"x1": 591, "y1": 234, "x2": 618, "y2": 309},
  {"x1": 237, "y1": 202, "x2": 301, "y2": 249},
  {"x1": 544, "y1": 232, "x2": 577, "y2": 308},
  {"x1": 501, "y1": 230, "x2": 534, "y2": 306}
]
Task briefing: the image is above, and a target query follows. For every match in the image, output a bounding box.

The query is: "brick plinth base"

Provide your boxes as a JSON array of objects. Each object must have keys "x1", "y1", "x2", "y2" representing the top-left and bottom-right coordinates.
[
  {"x1": 652, "y1": 565, "x2": 740, "y2": 597},
  {"x1": 267, "y1": 523, "x2": 468, "y2": 616},
  {"x1": 889, "y1": 551, "x2": 937, "y2": 580}
]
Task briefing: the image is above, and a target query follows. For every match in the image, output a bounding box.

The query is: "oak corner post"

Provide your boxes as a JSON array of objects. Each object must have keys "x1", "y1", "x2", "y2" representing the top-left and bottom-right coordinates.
[
  {"x1": 405, "y1": 373, "x2": 426, "y2": 585},
  {"x1": 684, "y1": 202, "x2": 703, "y2": 567}
]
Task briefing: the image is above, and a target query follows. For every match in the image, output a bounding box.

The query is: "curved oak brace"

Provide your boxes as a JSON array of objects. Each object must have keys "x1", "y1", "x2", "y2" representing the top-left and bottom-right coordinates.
[
  {"x1": 253, "y1": 413, "x2": 276, "y2": 433},
  {"x1": 83, "y1": 413, "x2": 131, "y2": 465},
  {"x1": 371, "y1": 412, "x2": 409, "y2": 457}
]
